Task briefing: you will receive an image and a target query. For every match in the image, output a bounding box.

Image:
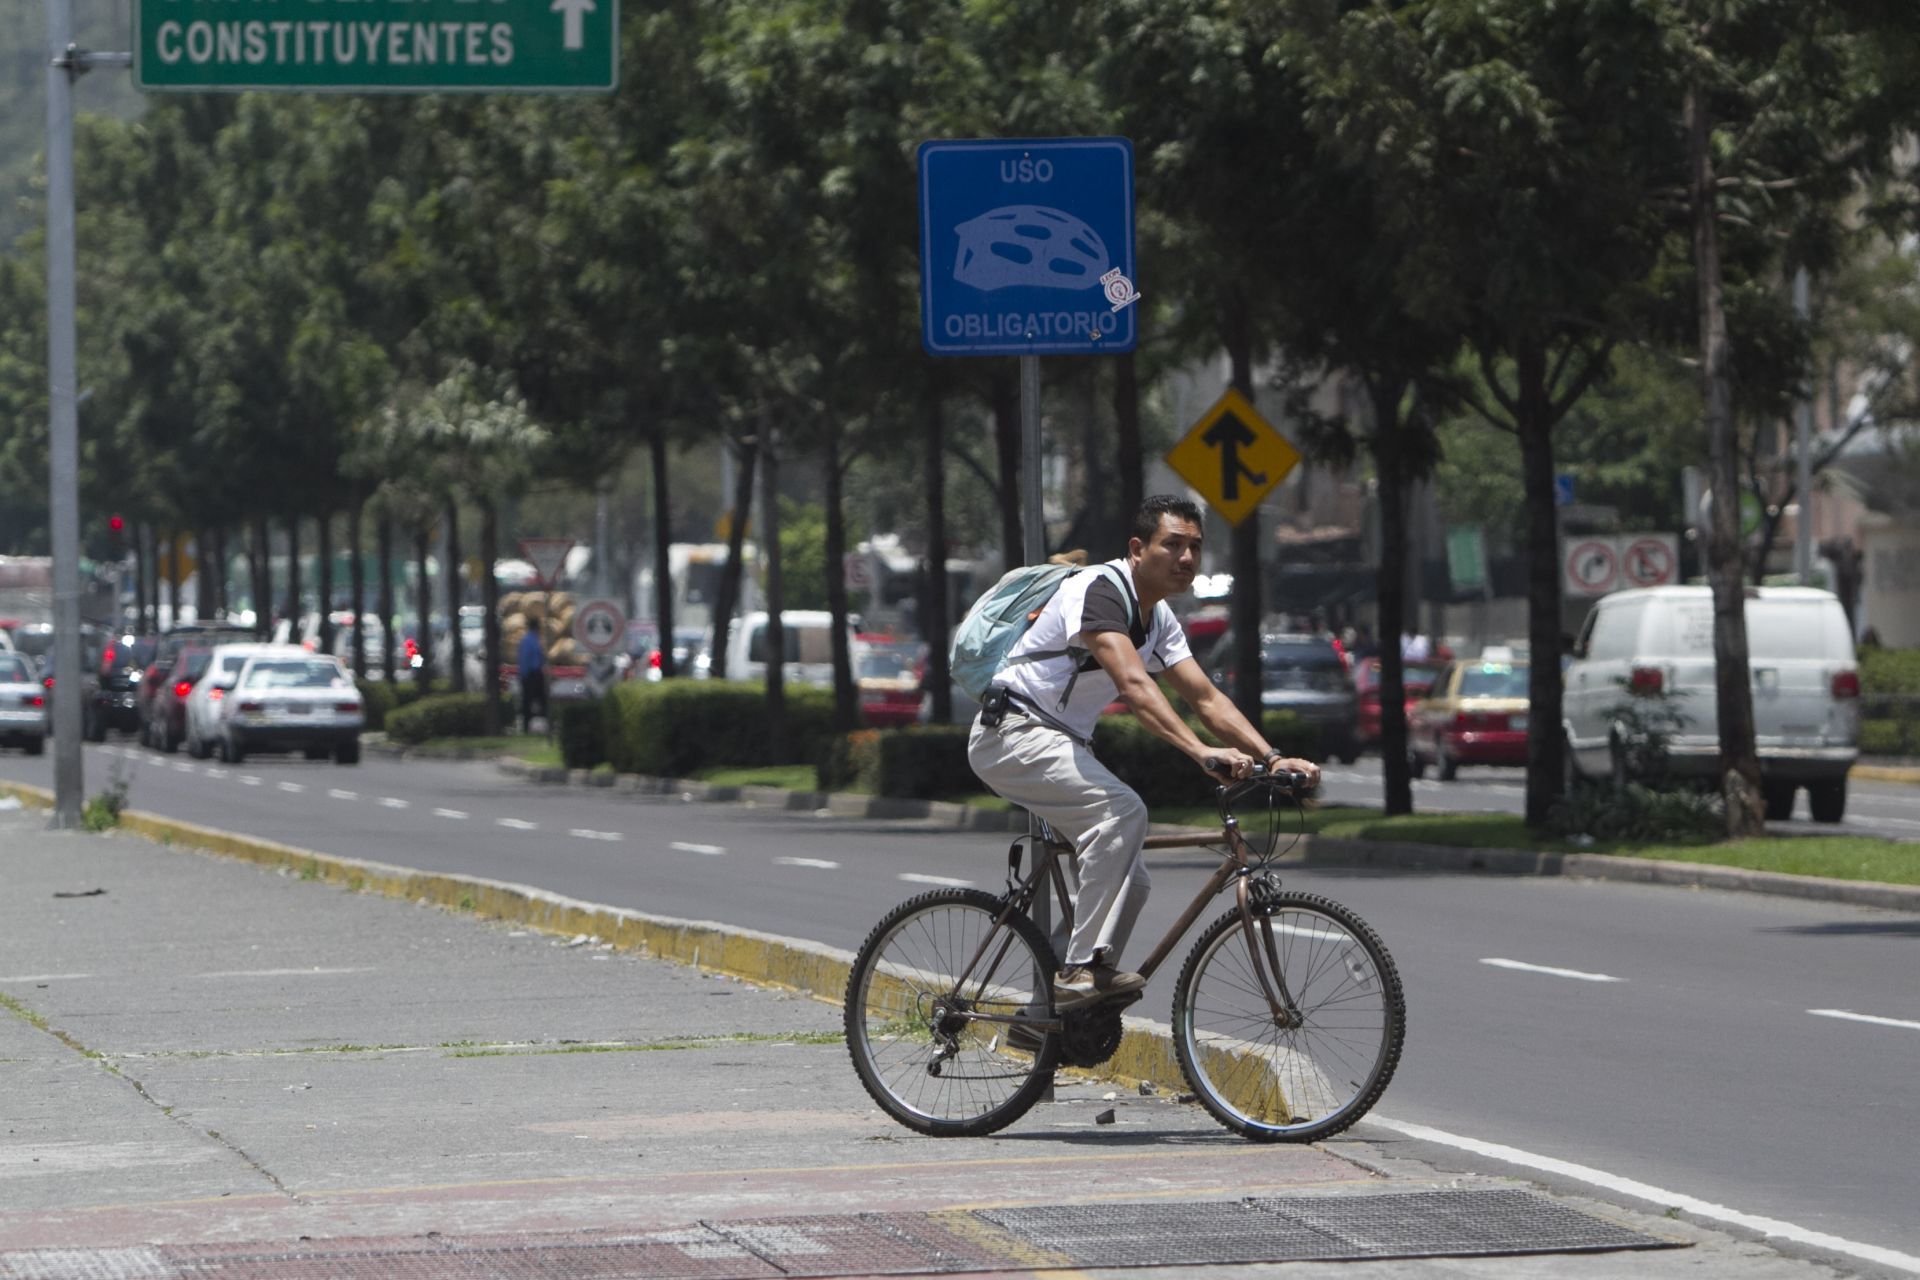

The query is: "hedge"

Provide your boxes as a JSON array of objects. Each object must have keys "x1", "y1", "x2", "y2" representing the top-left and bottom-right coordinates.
[
  {"x1": 1860, "y1": 646, "x2": 1920, "y2": 694},
  {"x1": 383, "y1": 691, "x2": 512, "y2": 745},
  {"x1": 556, "y1": 699, "x2": 609, "y2": 769},
  {"x1": 355, "y1": 677, "x2": 450, "y2": 732},
  {"x1": 819, "y1": 710, "x2": 1319, "y2": 804},
  {"x1": 602, "y1": 680, "x2": 838, "y2": 776}
]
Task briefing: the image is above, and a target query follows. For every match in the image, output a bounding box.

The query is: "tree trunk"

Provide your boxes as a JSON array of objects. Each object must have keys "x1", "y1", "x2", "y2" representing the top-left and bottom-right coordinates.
[
  {"x1": 822, "y1": 421, "x2": 858, "y2": 731},
  {"x1": 1114, "y1": 349, "x2": 1145, "y2": 530},
  {"x1": 250, "y1": 517, "x2": 271, "y2": 640},
  {"x1": 480, "y1": 497, "x2": 502, "y2": 736},
  {"x1": 1226, "y1": 333, "x2": 1265, "y2": 726},
  {"x1": 991, "y1": 369, "x2": 1023, "y2": 567},
  {"x1": 133, "y1": 521, "x2": 150, "y2": 632},
  {"x1": 649, "y1": 433, "x2": 677, "y2": 679},
  {"x1": 166, "y1": 530, "x2": 182, "y2": 631},
  {"x1": 414, "y1": 521, "x2": 433, "y2": 684},
  {"x1": 1369, "y1": 377, "x2": 1414, "y2": 816},
  {"x1": 760, "y1": 424, "x2": 787, "y2": 757},
  {"x1": 317, "y1": 514, "x2": 334, "y2": 654},
  {"x1": 348, "y1": 500, "x2": 367, "y2": 679},
  {"x1": 445, "y1": 498, "x2": 466, "y2": 693},
  {"x1": 923, "y1": 389, "x2": 952, "y2": 724},
  {"x1": 377, "y1": 513, "x2": 396, "y2": 686},
  {"x1": 1689, "y1": 82, "x2": 1764, "y2": 837},
  {"x1": 213, "y1": 526, "x2": 228, "y2": 616},
  {"x1": 708, "y1": 434, "x2": 759, "y2": 681},
  {"x1": 285, "y1": 515, "x2": 301, "y2": 641},
  {"x1": 195, "y1": 528, "x2": 215, "y2": 620},
  {"x1": 1515, "y1": 338, "x2": 1567, "y2": 828}
]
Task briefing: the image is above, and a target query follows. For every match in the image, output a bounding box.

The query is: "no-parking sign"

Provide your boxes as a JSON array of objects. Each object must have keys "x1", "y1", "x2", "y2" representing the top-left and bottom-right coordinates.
[
  {"x1": 1564, "y1": 540, "x2": 1618, "y2": 597},
  {"x1": 1621, "y1": 535, "x2": 1679, "y2": 588}
]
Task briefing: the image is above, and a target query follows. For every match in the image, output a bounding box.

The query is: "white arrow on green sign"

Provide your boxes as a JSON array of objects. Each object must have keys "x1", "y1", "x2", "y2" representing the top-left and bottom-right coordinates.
[{"x1": 134, "y1": 0, "x2": 620, "y2": 94}]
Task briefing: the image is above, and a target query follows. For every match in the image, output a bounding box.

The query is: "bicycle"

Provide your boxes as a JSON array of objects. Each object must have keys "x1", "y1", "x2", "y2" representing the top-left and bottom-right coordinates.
[{"x1": 843, "y1": 766, "x2": 1405, "y2": 1141}]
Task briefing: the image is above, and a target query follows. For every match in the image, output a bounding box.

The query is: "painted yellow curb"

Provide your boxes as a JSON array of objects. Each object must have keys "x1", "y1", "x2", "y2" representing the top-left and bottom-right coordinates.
[{"x1": 1852, "y1": 764, "x2": 1920, "y2": 785}]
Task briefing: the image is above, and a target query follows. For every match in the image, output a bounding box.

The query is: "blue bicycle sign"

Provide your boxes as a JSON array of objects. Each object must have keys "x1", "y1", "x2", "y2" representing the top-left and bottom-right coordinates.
[{"x1": 919, "y1": 138, "x2": 1138, "y2": 357}]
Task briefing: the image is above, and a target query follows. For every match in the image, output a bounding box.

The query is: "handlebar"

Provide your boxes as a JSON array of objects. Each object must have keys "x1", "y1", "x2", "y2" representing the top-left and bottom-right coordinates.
[{"x1": 1201, "y1": 759, "x2": 1312, "y2": 791}]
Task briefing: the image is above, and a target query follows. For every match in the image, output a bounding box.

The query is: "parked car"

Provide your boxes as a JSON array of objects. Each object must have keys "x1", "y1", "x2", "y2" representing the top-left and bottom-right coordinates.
[
  {"x1": 857, "y1": 643, "x2": 924, "y2": 728},
  {"x1": 145, "y1": 647, "x2": 219, "y2": 754},
  {"x1": 183, "y1": 643, "x2": 285, "y2": 759},
  {"x1": 35, "y1": 630, "x2": 107, "y2": 738},
  {"x1": 1204, "y1": 632, "x2": 1360, "y2": 763},
  {"x1": 717, "y1": 610, "x2": 865, "y2": 689},
  {"x1": 1354, "y1": 657, "x2": 1443, "y2": 753},
  {"x1": 1564, "y1": 585, "x2": 1859, "y2": 821},
  {"x1": 217, "y1": 652, "x2": 364, "y2": 764},
  {"x1": 1409, "y1": 659, "x2": 1531, "y2": 780},
  {"x1": 87, "y1": 632, "x2": 156, "y2": 740},
  {"x1": 0, "y1": 651, "x2": 47, "y2": 755},
  {"x1": 138, "y1": 622, "x2": 254, "y2": 742}
]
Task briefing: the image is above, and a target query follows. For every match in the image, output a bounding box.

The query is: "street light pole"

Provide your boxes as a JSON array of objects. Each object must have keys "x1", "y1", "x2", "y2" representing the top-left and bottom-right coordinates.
[{"x1": 44, "y1": 0, "x2": 83, "y2": 828}]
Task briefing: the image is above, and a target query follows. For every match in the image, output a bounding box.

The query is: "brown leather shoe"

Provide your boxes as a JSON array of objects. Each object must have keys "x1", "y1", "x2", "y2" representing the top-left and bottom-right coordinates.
[{"x1": 1052, "y1": 963, "x2": 1146, "y2": 1011}]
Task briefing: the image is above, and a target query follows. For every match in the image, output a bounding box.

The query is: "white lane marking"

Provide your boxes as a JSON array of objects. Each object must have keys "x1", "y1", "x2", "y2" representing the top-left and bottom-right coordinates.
[
  {"x1": 0, "y1": 974, "x2": 91, "y2": 983},
  {"x1": 278, "y1": 782, "x2": 305, "y2": 794},
  {"x1": 1480, "y1": 957, "x2": 1622, "y2": 983},
  {"x1": 498, "y1": 818, "x2": 538, "y2": 831},
  {"x1": 378, "y1": 797, "x2": 410, "y2": 810},
  {"x1": 239, "y1": 775, "x2": 262, "y2": 787},
  {"x1": 569, "y1": 828, "x2": 622, "y2": 842},
  {"x1": 1367, "y1": 1115, "x2": 1920, "y2": 1276},
  {"x1": 204, "y1": 766, "x2": 227, "y2": 777},
  {"x1": 1810, "y1": 1008, "x2": 1920, "y2": 1033},
  {"x1": 775, "y1": 857, "x2": 840, "y2": 870},
  {"x1": 432, "y1": 808, "x2": 469, "y2": 820},
  {"x1": 899, "y1": 873, "x2": 972, "y2": 888},
  {"x1": 328, "y1": 788, "x2": 358, "y2": 800},
  {"x1": 173, "y1": 762, "x2": 194, "y2": 773},
  {"x1": 670, "y1": 841, "x2": 725, "y2": 856},
  {"x1": 196, "y1": 967, "x2": 376, "y2": 979}
]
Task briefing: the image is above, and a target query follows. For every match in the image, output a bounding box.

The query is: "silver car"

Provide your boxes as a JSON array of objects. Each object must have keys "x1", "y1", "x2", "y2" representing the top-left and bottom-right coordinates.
[
  {"x1": 0, "y1": 652, "x2": 47, "y2": 755},
  {"x1": 217, "y1": 653, "x2": 364, "y2": 765}
]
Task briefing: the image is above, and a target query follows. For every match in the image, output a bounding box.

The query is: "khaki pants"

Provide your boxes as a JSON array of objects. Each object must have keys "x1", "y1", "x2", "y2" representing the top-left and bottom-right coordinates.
[{"x1": 968, "y1": 712, "x2": 1150, "y2": 969}]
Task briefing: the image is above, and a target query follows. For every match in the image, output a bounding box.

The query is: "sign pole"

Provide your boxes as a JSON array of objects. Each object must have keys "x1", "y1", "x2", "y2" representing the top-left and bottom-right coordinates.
[
  {"x1": 1018, "y1": 352, "x2": 1053, "y2": 1036},
  {"x1": 44, "y1": 0, "x2": 83, "y2": 829}
]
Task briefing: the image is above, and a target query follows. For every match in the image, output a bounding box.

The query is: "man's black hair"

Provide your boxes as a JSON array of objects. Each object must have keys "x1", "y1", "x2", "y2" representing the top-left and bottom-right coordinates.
[{"x1": 1132, "y1": 494, "x2": 1204, "y2": 545}]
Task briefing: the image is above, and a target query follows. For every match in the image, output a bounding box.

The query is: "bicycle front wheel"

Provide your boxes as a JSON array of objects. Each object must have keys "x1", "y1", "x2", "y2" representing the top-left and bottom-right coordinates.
[
  {"x1": 1174, "y1": 893, "x2": 1404, "y2": 1142},
  {"x1": 844, "y1": 889, "x2": 1059, "y2": 1137}
]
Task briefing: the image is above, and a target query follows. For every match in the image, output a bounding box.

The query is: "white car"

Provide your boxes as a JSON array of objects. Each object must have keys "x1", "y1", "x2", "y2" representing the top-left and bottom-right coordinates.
[
  {"x1": 216, "y1": 652, "x2": 364, "y2": 765},
  {"x1": 0, "y1": 651, "x2": 47, "y2": 756},
  {"x1": 184, "y1": 642, "x2": 287, "y2": 759}
]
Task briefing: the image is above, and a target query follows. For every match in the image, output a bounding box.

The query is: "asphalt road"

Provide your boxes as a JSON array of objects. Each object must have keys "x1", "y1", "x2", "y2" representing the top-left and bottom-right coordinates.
[
  {"x1": 4, "y1": 741, "x2": 1918, "y2": 1272},
  {"x1": 1316, "y1": 755, "x2": 1920, "y2": 841}
]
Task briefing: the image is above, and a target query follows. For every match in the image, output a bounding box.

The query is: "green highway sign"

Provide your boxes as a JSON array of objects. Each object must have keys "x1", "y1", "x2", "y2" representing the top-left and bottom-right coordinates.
[{"x1": 134, "y1": 0, "x2": 619, "y2": 94}]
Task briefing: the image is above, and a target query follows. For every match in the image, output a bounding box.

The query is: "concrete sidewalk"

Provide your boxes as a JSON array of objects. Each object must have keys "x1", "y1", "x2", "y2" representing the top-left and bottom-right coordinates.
[{"x1": 0, "y1": 798, "x2": 1868, "y2": 1278}]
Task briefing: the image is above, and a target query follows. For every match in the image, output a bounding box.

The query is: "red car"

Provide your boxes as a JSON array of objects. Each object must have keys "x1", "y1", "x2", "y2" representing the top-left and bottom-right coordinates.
[
  {"x1": 858, "y1": 643, "x2": 923, "y2": 729},
  {"x1": 1409, "y1": 660, "x2": 1531, "y2": 780},
  {"x1": 1354, "y1": 657, "x2": 1442, "y2": 752}
]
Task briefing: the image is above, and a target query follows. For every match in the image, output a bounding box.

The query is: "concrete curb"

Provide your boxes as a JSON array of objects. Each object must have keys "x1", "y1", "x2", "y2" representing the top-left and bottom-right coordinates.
[{"x1": 487, "y1": 760, "x2": 1920, "y2": 913}]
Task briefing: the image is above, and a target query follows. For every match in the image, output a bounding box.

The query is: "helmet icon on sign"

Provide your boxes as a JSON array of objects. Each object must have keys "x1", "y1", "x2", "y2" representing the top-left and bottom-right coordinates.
[{"x1": 952, "y1": 205, "x2": 1111, "y2": 292}]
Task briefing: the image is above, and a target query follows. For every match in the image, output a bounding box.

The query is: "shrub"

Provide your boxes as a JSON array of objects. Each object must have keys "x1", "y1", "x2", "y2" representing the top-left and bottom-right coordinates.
[
  {"x1": 604, "y1": 680, "x2": 838, "y2": 775},
  {"x1": 1860, "y1": 647, "x2": 1920, "y2": 694},
  {"x1": 355, "y1": 677, "x2": 448, "y2": 731},
  {"x1": 556, "y1": 699, "x2": 609, "y2": 768},
  {"x1": 383, "y1": 692, "x2": 511, "y2": 745},
  {"x1": 1547, "y1": 782, "x2": 1724, "y2": 844},
  {"x1": 820, "y1": 728, "x2": 884, "y2": 792}
]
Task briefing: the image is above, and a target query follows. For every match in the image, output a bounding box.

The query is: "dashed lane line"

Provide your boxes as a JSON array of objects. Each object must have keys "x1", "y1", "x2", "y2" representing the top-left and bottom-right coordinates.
[
  {"x1": 379, "y1": 797, "x2": 411, "y2": 810},
  {"x1": 1480, "y1": 957, "x2": 1623, "y2": 983},
  {"x1": 278, "y1": 782, "x2": 305, "y2": 794},
  {"x1": 670, "y1": 841, "x2": 725, "y2": 856},
  {"x1": 239, "y1": 775, "x2": 261, "y2": 787},
  {"x1": 1809, "y1": 1008, "x2": 1920, "y2": 1033},
  {"x1": 775, "y1": 857, "x2": 840, "y2": 869},
  {"x1": 899, "y1": 873, "x2": 972, "y2": 888},
  {"x1": 498, "y1": 818, "x2": 538, "y2": 831},
  {"x1": 328, "y1": 788, "x2": 357, "y2": 800},
  {"x1": 569, "y1": 828, "x2": 623, "y2": 842},
  {"x1": 433, "y1": 808, "x2": 469, "y2": 820}
]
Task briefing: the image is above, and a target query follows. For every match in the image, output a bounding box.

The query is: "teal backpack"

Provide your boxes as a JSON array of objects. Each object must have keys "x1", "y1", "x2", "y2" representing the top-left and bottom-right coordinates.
[{"x1": 949, "y1": 562, "x2": 1134, "y2": 702}]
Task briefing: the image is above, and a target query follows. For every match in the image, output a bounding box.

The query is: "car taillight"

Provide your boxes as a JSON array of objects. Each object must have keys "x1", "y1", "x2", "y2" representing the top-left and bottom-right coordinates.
[
  {"x1": 28, "y1": 694, "x2": 44, "y2": 707},
  {"x1": 1831, "y1": 670, "x2": 1859, "y2": 699},
  {"x1": 209, "y1": 689, "x2": 224, "y2": 702},
  {"x1": 174, "y1": 680, "x2": 193, "y2": 698},
  {"x1": 334, "y1": 701, "x2": 359, "y2": 713},
  {"x1": 1629, "y1": 666, "x2": 1664, "y2": 696},
  {"x1": 42, "y1": 676, "x2": 53, "y2": 689},
  {"x1": 649, "y1": 649, "x2": 662, "y2": 670}
]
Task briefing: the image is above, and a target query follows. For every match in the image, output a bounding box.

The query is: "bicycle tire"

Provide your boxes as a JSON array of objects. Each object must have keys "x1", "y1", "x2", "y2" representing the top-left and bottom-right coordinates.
[
  {"x1": 1173, "y1": 892, "x2": 1404, "y2": 1142},
  {"x1": 844, "y1": 888, "x2": 1059, "y2": 1137}
]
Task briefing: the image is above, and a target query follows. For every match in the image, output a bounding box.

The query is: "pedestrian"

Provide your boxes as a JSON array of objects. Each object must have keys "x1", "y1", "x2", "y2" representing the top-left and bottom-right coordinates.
[
  {"x1": 967, "y1": 494, "x2": 1321, "y2": 1011},
  {"x1": 516, "y1": 624, "x2": 547, "y2": 733}
]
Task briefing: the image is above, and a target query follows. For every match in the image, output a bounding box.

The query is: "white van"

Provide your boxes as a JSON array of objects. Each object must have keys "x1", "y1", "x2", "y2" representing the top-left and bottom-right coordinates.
[
  {"x1": 719, "y1": 610, "x2": 864, "y2": 689},
  {"x1": 1564, "y1": 586, "x2": 1859, "y2": 821}
]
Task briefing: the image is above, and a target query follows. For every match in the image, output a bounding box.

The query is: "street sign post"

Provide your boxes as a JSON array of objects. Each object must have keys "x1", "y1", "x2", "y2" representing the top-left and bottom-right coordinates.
[
  {"x1": 133, "y1": 0, "x2": 620, "y2": 94},
  {"x1": 919, "y1": 138, "x2": 1138, "y2": 357},
  {"x1": 1164, "y1": 388, "x2": 1301, "y2": 526}
]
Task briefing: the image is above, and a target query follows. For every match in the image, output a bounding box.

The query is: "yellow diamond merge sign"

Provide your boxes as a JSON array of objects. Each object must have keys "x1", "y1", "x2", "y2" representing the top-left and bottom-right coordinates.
[{"x1": 1165, "y1": 388, "x2": 1300, "y2": 526}]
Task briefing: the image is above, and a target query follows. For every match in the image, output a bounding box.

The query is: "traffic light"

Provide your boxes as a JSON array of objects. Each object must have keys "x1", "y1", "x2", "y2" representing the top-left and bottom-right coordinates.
[{"x1": 109, "y1": 513, "x2": 124, "y2": 534}]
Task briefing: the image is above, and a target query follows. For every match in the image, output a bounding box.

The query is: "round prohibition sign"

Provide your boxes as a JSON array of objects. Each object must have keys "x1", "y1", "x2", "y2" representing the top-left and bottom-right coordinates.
[
  {"x1": 1566, "y1": 540, "x2": 1618, "y2": 593},
  {"x1": 1623, "y1": 538, "x2": 1676, "y2": 587},
  {"x1": 573, "y1": 599, "x2": 627, "y2": 656}
]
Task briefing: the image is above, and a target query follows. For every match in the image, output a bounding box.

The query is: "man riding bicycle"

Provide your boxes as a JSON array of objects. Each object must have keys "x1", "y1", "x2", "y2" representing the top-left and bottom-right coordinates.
[{"x1": 968, "y1": 494, "x2": 1322, "y2": 1011}]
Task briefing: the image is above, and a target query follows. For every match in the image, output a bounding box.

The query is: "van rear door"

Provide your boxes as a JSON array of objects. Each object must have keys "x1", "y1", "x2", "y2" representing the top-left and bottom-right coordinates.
[{"x1": 1745, "y1": 597, "x2": 1856, "y2": 750}]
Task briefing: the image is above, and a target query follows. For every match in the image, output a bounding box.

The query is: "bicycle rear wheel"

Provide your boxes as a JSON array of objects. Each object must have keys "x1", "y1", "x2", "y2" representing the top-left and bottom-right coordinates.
[
  {"x1": 1173, "y1": 892, "x2": 1404, "y2": 1142},
  {"x1": 844, "y1": 889, "x2": 1058, "y2": 1137}
]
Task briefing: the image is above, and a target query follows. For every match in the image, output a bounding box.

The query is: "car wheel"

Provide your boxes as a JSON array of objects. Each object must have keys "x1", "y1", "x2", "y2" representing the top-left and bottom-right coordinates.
[
  {"x1": 303, "y1": 747, "x2": 328, "y2": 761},
  {"x1": 23, "y1": 735, "x2": 44, "y2": 756},
  {"x1": 1406, "y1": 745, "x2": 1427, "y2": 781},
  {"x1": 224, "y1": 733, "x2": 245, "y2": 765},
  {"x1": 84, "y1": 711, "x2": 104, "y2": 743},
  {"x1": 1762, "y1": 780, "x2": 1796, "y2": 822},
  {"x1": 159, "y1": 723, "x2": 179, "y2": 754},
  {"x1": 335, "y1": 739, "x2": 361, "y2": 765},
  {"x1": 1436, "y1": 740, "x2": 1459, "y2": 782},
  {"x1": 1808, "y1": 778, "x2": 1846, "y2": 824},
  {"x1": 186, "y1": 733, "x2": 208, "y2": 760}
]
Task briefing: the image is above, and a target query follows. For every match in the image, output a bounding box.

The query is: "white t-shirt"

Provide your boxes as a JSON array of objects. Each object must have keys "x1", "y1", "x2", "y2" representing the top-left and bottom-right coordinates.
[{"x1": 994, "y1": 559, "x2": 1194, "y2": 740}]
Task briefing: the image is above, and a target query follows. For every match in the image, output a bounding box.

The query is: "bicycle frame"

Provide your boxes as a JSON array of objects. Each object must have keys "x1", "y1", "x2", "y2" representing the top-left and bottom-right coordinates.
[{"x1": 951, "y1": 780, "x2": 1305, "y2": 1037}]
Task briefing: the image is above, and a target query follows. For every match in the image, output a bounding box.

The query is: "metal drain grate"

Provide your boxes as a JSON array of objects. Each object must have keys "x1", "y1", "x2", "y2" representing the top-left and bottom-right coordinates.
[
  {"x1": 976, "y1": 1201, "x2": 1355, "y2": 1267},
  {"x1": 1248, "y1": 1187, "x2": 1672, "y2": 1259}
]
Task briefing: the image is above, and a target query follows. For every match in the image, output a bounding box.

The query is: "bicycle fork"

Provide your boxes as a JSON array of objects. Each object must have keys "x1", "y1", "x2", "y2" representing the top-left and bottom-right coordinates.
[{"x1": 1236, "y1": 874, "x2": 1306, "y2": 1030}]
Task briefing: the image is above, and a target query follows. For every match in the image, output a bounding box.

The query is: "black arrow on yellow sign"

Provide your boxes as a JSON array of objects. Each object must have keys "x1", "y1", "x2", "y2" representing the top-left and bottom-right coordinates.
[{"x1": 1201, "y1": 411, "x2": 1267, "y2": 502}]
